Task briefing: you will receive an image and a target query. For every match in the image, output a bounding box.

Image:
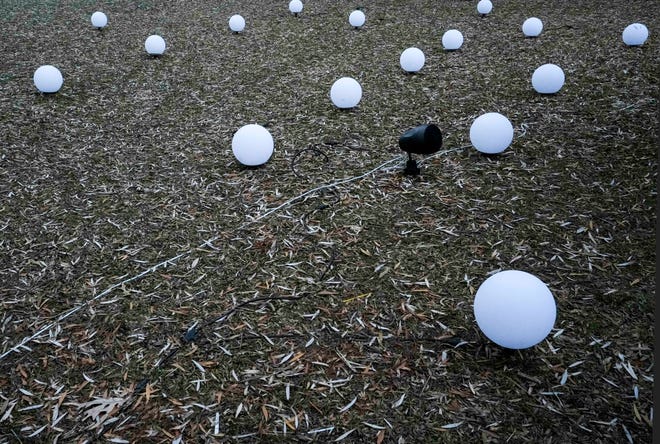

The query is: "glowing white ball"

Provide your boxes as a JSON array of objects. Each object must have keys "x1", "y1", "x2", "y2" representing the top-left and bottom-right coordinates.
[
  {"x1": 232, "y1": 124, "x2": 274, "y2": 166},
  {"x1": 477, "y1": 0, "x2": 492, "y2": 14},
  {"x1": 229, "y1": 14, "x2": 245, "y2": 32},
  {"x1": 400, "y1": 47, "x2": 425, "y2": 73},
  {"x1": 474, "y1": 270, "x2": 556, "y2": 349},
  {"x1": 622, "y1": 23, "x2": 649, "y2": 46},
  {"x1": 532, "y1": 63, "x2": 565, "y2": 94},
  {"x1": 469, "y1": 112, "x2": 514, "y2": 154},
  {"x1": 330, "y1": 77, "x2": 362, "y2": 109},
  {"x1": 289, "y1": 0, "x2": 303, "y2": 14},
  {"x1": 442, "y1": 30, "x2": 464, "y2": 50},
  {"x1": 522, "y1": 17, "x2": 543, "y2": 37},
  {"x1": 145, "y1": 35, "x2": 166, "y2": 55},
  {"x1": 33, "y1": 65, "x2": 63, "y2": 93},
  {"x1": 349, "y1": 10, "x2": 366, "y2": 27},
  {"x1": 91, "y1": 11, "x2": 107, "y2": 28}
]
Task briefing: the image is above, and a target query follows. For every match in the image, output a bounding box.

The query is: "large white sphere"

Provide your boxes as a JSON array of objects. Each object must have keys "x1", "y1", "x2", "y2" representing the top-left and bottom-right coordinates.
[
  {"x1": 349, "y1": 10, "x2": 366, "y2": 27},
  {"x1": 289, "y1": 0, "x2": 303, "y2": 14},
  {"x1": 469, "y1": 112, "x2": 514, "y2": 154},
  {"x1": 400, "y1": 47, "x2": 425, "y2": 73},
  {"x1": 474, "y1": 270, "x2": 556, "y2": 349},
  {"x1": 622, "y1": 23, "x2": 649, "y2": 46},
  {"x1": 145, "y1": 35, "x2": 166, "y2": 55},
  {"x1": 232, "y1": 124, "x2": 274, "y2": 166},
  {"x1": 477, "y1": 0, "x2": 493, "y2": 14},
  {"x1": 442, "y1": 30, "x2": 464, "y2": 50},
  {"x1": 532, "y1": 63, "x2": 565, "y2": 94},
  {"x1": 229, "y1": 14, "x2": 245, "y2": 32},
  {"x1": 91, "y1": 11, "x2": 107, "y2": 28},
  {"x1": 330, "y1": 77, "x2": 362, "y2": 109},
  {"x1": 33, "y1": 65, "x2": 63, "y2": 93},
  {"x1": 522, "y1": 17, "x2": 543, "y2": 37}
]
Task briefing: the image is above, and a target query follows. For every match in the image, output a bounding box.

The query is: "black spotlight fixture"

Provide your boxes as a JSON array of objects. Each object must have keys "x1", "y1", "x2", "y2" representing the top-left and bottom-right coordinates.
[{"x1": 398, "y1": 123, "x2": 443, "y2": 176}]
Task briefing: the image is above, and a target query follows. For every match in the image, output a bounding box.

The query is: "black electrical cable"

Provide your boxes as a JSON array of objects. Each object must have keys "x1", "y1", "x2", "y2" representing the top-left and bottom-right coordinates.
[
  {"x1": 299, "y1": 187, "x2": 341, "y2": 233},
  {"x1": 290, "y1": 146, "x2": 330, "y2": 179},
  {"x1": 93, "y1": 250, "x2": 339, "y2": 440},
  {"x1": 290, "y1": 140, "x2": 368, "y2": 180}
]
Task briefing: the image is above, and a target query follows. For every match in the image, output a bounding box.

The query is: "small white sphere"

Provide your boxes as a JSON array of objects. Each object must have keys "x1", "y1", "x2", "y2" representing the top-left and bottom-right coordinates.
[
  {"x1": 330, "y1": 77, "x2": 362, "y2": 109},
  {"x1": 33, "y1": 65, "x2": 63, "y2": 93},
  {"x1": 229, "y1": 14, "x2": 245, "y2": 32},
  {"x1": 91, "y1": 11, "x2": 107, "y2": 28},
  {"x1": 532, "y1": 63, "x2": 565, "y2": 94},
  {"x1": 289, "y1": 0, "x2": 303, "y2": 14},
  {"x1": 622, "y1": 23, "x2": 649, "y2": 46},
  {"x1": 522, "y1": 17, "x2": 543, "y2": 37},
  {"x1": 349, "y1": 10, "x2": 366, "y2": 28},
  {"x1": 400, "y1": 47, "x2": 425, "y2": 73},
  {"x1": 469, "y1": 112, "x2": 514, "y2": 154},
  {"x1": 477, "y1": 0, "x2": 493, "y2": 14},
  {"x1": 145, "y1": 35, "x2": 166, "y2": 55},
  {"x1": 474, "y1": 270, "x2": 556, "y2": 349},
  {"x1": 442, "y1": 29, "x2": 464, "y2": 50},
  {"x1": 232, "y1": 124, "x2": 274, "y2": 166}
]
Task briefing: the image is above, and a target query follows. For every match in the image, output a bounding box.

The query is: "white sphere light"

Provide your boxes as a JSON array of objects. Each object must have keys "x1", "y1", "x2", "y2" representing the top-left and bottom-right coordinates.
[
  {"x1": 522, "y1": 17, "x2": 543, "y2": 37},
  {"x1": 145, "y1": 35, "x2": 166, "y2": 55},
  {"x1": 532, "y1": 63, "x2": 565, "y2": 94},
  {"x1": 477, "y1": 0, "x2": 493, "y2": 14},
  {"x1": 289, "y1": 0, "x2": 303, "y2": 14},
  {"x1": 622, "y1": 23, "x2": 649, "y2": 46},
  {"x1": 90, "y1": 11, "x2": 107, "y2": 28},
  {"x1": 400, "y1": 47, "x2": 425, "y2": 73},
  {"x1": 474, "y1": 270, "x2": 557, "y2": 349},
  {"x1": 442, "y1": 29, "x2": 464, "y2": 50},
  {"x1": 229, "y1": 14, "x2": 245, "y2": 32},
  {"x1": 232, "y1": 124, "x2": 274, "y2": 167},
  {"x1": 330, "y1": 77, "x2": 362, "y2": 109},
  {"x1": 349, "y1": 10, "x2": 366, "y2": 28},
  {"x1": 33, "y1": 65, "x2": 63, "y2": 93},
  {"x1": 469, "y1": 112, "x2": 514, "y2": 154}
]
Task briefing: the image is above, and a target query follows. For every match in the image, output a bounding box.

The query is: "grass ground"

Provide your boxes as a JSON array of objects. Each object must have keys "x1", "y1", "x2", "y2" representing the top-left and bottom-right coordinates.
[{"x1": 0, "y1": 0, "x2": 656, "y2": 442}]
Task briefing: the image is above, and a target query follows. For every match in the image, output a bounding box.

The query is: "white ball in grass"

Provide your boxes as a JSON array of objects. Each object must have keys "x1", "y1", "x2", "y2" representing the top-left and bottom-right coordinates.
[
  {"x1": 532, "y1": 63, "x2": 565, "y2": 94},
  {"x1": 232, "y1": 124, "x2": 274, "y2": 166},
  {"x1": 400, "y1": 47, "x2": 425, "y2": 73},
  {"x1": 145, "y1": 35, "x2": 166, "y2": 55},
  {"x1": 469, "y1": 112, "x2": 514, "y2": 154},
  {"x1": 442, "y1": 29, "x2": 464, "y2": 50},
  {"x1": 522, "y1": 17, "x2": 543, "y2": 37},
  {"x1": 474, "y1": 270, "x2": 557, "y2": 349},
  {"x1": 622, "y1": 23, "x2": 649, "y2": 46},
  {"x1": 229, "y1": 14, "x2": 245, "y2": 32},
  {"x1": 289, "y1": 0, "x2": 303, "y2": 14},
  {"x1": 91, "y1": 11, "x2": 107, "y2": 28},
  {"x1": 330, "y1": 77, "x2": 362, "y2": 109},
  {"x1": 33, "y1": 65, "x2": 63, "y2": 93},
  {"x1": 477, "y1": 0, "x2": 492, "y2": 15},
  {"x1": 349, "y1": 10, "x2": 366, "y2": 28}
]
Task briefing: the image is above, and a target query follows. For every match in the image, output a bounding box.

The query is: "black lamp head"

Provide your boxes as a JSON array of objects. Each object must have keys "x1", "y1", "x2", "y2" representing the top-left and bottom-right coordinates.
[
  {"x1": 399, "y1": 124, "x2": 443, "y2": 175},
  {"x1": 399, "y1": 124, "x2": 443, "y2": 155}
]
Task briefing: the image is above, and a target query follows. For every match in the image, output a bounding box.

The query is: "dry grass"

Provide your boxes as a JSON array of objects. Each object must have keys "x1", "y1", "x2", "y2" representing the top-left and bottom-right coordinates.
[{"x1": 0, "y1": 0, "x2": 656, "y2": 442}]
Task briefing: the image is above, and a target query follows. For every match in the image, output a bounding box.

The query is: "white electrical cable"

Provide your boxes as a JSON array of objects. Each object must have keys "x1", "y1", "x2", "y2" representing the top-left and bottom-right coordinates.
[
  {"x1": 0, "y1": 154, "x2": 417, "y2": 361},
  {"x1": 0, "y1": 147, "x2": 467, "y2": 361}
]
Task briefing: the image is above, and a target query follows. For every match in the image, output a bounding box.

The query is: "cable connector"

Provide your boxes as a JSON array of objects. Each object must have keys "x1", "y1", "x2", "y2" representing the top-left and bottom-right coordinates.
[
  {"x1": 183, "y1": 323, "x2": 199, "y2": 343},
  {"x1": 134, "y1": 378, "x2": 149, "y2": 395}
]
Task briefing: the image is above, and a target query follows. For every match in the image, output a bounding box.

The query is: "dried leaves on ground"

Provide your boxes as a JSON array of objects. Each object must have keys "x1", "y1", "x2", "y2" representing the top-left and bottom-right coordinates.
[{"x1": 0, "y1": 0, "x2": 656, "y2": 442}]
